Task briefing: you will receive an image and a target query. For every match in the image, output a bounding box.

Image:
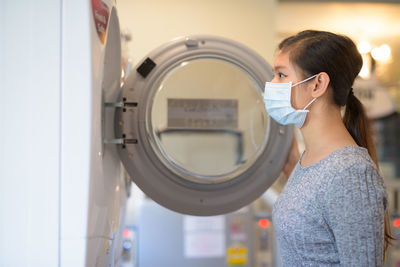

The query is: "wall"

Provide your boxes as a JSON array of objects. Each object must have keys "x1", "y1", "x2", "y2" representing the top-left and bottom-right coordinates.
[
  {"x1": 117, "y1": 0, "x2": 277, "y2": 65},
  {"x1": 276, "y1": 2, "x2": 400, "y2": 40}
]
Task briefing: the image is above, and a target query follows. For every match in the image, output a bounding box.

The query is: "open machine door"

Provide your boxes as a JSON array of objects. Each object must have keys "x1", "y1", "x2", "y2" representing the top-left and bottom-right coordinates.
[{"x1": 113, "y1": 35, "x2": 293, "y2": 216}]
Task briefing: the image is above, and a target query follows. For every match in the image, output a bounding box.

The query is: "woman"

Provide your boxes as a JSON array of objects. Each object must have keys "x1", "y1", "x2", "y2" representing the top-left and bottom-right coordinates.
[{"x1": 264, "y1": 30, "x2": 392, "y2": 266}]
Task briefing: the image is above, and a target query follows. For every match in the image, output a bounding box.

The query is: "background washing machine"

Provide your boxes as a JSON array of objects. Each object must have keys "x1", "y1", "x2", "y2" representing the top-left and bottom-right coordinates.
[{"x1": 0, "y1": 1, "x2": 292, "y2": 266}]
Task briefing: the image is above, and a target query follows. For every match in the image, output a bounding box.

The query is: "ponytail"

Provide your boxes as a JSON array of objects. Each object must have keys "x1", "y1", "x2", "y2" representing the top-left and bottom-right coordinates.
[
  {"x1": 343, "y1": 89, "x2": 378, "y2": 165},
  {"x1": 343, "y1": 88, "x2": 394, "y2": 257}
]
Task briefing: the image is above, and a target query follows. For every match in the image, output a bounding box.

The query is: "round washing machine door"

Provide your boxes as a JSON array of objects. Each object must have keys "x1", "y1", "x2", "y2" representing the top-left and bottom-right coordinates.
[{"x1": 115, "y1": 35, "x2": 293, "y2": 216}]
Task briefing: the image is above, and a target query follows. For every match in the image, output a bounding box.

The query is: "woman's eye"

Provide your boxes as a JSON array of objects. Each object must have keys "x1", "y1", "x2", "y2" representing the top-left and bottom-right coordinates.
[{"x1": 279, "y1": 73, "x2": 287, "y2": 78}]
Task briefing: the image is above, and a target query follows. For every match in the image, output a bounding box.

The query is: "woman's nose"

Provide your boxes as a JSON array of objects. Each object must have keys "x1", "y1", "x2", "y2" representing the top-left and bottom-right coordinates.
[{"x1": 270, "y1": 77, "x2": 278, "y2": 83}]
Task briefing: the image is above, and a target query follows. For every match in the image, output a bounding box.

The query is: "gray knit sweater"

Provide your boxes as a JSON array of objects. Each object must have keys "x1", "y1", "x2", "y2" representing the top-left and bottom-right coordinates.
[{"x1": 272, "y1": 146, "x2": 387, "y2": 266}]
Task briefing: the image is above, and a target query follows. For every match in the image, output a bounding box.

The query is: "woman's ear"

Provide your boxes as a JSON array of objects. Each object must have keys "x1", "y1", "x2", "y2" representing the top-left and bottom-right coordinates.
[{"x1": 311, "y1": 72, "x2": 330, "y2": 98}]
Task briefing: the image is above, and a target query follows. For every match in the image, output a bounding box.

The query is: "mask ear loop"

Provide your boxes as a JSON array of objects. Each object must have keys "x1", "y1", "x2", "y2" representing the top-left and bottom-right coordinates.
[
  {"x1": 303, "y1": 98, "x2": 317, "y2": 111},
  {"x1": 293, "y1": 74, "x2": 318, "y2": 111},
  {"x1": 292, "y1": 74, "x2": 318, "y2": 87}
]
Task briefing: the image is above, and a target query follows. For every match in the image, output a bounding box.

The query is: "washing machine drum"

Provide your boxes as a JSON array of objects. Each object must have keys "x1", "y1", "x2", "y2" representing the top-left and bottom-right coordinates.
[{"x1": 115, "y1": 35, "x2": 293, "y2": 216}]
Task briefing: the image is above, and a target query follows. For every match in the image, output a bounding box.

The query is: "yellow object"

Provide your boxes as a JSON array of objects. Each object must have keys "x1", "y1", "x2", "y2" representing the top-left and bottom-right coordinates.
[{"x1": 226, "y1": 245, "x2": 248, "y2": 265}]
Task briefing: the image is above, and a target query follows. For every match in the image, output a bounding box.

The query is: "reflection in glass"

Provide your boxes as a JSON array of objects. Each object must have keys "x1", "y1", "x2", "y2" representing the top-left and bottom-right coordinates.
[{"x1": 149, "y1": 58, "x2": 269, "y2": 181}]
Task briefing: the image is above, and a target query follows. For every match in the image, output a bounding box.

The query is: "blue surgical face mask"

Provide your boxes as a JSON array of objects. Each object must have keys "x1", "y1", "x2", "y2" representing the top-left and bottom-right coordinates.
[{"x1": 264, "y1": 75, "x2": 317, "y2": 128}]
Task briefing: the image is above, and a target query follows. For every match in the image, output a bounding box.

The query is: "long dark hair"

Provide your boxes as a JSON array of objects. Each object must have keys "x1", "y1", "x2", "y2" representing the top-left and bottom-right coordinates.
[{"x1": 279, "y1": 30, "x2": 393, "y2": 255}]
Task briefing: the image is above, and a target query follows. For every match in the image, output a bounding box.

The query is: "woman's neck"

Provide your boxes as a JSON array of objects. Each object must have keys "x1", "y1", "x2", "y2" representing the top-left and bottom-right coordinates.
[{"x1": 299, "y1": 103, "x2": 357, "y2": 166}]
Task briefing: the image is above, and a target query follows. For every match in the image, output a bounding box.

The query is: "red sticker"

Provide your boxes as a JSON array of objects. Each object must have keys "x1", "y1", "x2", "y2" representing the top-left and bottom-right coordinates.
[{"x1": 92, "y1": 0, "x2": 110, "y2": 44}]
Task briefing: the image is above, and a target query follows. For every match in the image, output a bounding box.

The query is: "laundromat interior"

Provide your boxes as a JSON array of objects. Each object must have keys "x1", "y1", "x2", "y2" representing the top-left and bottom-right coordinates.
[{"x1": 1, "y1": 0, "x2": 400, "y2": 266}]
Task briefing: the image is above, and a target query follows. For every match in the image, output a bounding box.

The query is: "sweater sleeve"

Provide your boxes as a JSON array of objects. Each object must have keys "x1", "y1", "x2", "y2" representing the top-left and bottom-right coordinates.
[{"x1": 323, "y1": 163, "x2": 387, "y2": 267}]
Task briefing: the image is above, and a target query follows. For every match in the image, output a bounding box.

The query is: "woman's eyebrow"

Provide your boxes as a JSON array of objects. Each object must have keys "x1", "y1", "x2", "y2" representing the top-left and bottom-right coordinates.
[{"x1": 273, "y1": 66, "x2": 286, "y2": 72}]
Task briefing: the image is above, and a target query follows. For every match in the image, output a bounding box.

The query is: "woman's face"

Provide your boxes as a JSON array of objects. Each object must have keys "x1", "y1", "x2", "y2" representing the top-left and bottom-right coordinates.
[{"x1": 271, "y1": 50, "x2": 314, "y2": 110}]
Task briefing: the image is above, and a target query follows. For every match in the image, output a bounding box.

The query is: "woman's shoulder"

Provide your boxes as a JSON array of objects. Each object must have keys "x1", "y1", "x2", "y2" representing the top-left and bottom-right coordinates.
[
  {"x1": 321, "y1": 146, "x2": 385, "y2": 191},
  {"x1": 322, "y1": 145, "x2": 377, "y2": 174},
  {"x1": 300, "y1": 146, "x2": 376, "y2": 178}
]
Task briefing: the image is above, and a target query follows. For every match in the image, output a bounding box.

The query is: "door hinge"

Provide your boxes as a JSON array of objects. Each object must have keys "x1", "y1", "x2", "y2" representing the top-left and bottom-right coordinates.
[
  {"x1": 105, "y1": 99, "x2": 138, "y2": 111},
  {"x1": 104, "y1": 138, "x2": 138, "y2": 147}
]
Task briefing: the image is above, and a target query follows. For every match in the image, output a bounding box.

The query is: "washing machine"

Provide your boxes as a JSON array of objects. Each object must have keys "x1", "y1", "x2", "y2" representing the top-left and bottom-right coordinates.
[
  {"x1": 71, "y1": 1, "x2": 295, "y2": 263},
  {"x1": 114, "y1": 34, "x2": 293, "y2": 216},
  {"x1": 1, "y1": 0, "x2": 127, "y2": 266},
  {"x1": 60, "y1": 0, "x2": 128, "y2": 266},
  {"x1": 0, "y1": 0, "x2": 292, "y2": 266}
]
